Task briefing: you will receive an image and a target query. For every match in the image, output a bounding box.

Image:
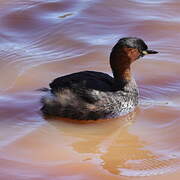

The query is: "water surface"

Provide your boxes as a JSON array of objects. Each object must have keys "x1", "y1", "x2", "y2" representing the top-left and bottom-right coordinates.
[{"x1": 0, "y1": 0, "x2": 180, "y2": 179}]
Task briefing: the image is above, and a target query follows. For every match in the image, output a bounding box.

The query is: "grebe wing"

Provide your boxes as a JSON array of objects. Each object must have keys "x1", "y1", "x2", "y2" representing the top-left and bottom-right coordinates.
[{"x1": 49, "y1": 71, "x2": 114, "y2": 93}]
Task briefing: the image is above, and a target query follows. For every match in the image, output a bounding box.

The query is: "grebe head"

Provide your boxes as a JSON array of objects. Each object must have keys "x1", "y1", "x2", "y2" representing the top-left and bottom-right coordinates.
[
  {"x1": 110, "y1": 37, "x2": 158, "y2": 81},
  {"x1": 111, "y1": 37, "x2": 158, "y2": 63}
]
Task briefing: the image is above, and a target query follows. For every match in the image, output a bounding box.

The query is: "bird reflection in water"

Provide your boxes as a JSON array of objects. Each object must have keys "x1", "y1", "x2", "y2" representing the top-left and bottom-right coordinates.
[
  {"x1": 45, "y1": 109, "x2": 178, "y2": 176},
  {"x1": 44, "y1": 109, "x2": 153, "y2": 176}
]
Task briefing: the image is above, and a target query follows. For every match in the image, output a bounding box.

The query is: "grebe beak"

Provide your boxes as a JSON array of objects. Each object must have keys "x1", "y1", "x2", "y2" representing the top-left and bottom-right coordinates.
[{"x1": 142, "y1": 50, "x2": 159, "y2": 55}]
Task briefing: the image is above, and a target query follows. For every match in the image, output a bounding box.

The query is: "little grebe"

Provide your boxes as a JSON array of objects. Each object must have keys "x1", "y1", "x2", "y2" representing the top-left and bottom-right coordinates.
[{"x1": 41, "y1": 37, "x2": 158, "y2": 120}]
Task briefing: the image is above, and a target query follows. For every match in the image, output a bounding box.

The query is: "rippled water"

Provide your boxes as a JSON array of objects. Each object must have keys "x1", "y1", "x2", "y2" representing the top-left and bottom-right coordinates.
[{"x1": 0, "y1": 0, "x2": 180, "y2": 179}]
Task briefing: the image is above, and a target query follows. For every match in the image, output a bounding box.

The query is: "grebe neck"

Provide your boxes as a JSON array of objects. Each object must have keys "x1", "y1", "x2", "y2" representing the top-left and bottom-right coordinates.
[{"x1": 110, "y1": 49, "x2": 132, "y2": 83}]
